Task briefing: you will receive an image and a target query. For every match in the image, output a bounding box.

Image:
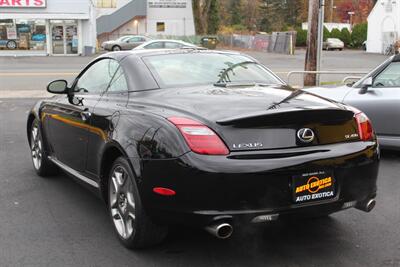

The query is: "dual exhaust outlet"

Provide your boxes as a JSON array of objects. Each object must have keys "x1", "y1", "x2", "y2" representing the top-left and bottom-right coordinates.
[{"x1": 204, "y1": 199, "x2": 376, "y2": 239}]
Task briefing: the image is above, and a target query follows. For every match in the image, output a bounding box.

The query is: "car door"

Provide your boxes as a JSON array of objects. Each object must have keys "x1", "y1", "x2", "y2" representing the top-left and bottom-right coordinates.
[
  {"x1": 85, "y1": 61, "x2": 129, "y2": 177},
  {"x1": 343, "y1": 61, "x2": 400, "y2": 137},
  {"x1": 46, "y1": 58, "x2": 118, "y2": 172},
  {"x1": 164, "y1": 42, "x2": 183, "y2": 49},
  {"x1": 126, "y1": 37, "x2": 145, "y2": 49}
]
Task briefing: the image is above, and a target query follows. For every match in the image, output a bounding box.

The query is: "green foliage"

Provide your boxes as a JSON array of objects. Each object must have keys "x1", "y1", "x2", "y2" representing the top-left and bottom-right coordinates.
[
  {"x1": 231, "y1": 24, "x2": 247, "y2": 32},
  {"x1": 330, "y1": 28, "x2": 342, "y2": 40},
  {"x1": 340, "y1": 28, "x2": 352, "y2": 46},
  {"x1": 323, "y1": 26, "x2": 331, "y2": 41},
  {"x1": 207, "y1": 0, "x2": 220, "y2": 34},
  {"x1": 296, "y1": 28, "x2": 307, "y2": 46},
  {"x1": 230, "y1": 0, "x2": 242, "y2": 26},
  {"x1": 351, "y1": 23, "x2": 368, "y2": 47}
]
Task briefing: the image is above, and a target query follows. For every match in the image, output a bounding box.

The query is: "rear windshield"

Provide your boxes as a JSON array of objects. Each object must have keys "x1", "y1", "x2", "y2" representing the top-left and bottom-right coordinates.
[{"x1": 142, "y1": 53, "x2": 283, "y2": 88}]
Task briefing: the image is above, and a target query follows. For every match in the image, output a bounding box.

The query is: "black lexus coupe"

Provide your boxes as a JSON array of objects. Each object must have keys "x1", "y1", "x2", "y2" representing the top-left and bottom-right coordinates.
[{"x1": 27, "y1": 49, "x2": 379, "y2": 248}]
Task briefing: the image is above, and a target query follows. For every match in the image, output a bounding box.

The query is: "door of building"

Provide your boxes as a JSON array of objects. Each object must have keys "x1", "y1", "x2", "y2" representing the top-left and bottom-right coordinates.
[{"x1": 50, "y1": 20, "x2": 78, "y2": 55}]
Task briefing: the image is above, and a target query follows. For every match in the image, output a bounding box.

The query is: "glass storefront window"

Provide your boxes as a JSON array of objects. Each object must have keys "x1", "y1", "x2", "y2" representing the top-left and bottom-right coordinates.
[{"x1": 0, "y1": 19, "x2": 46, "y2": 51}]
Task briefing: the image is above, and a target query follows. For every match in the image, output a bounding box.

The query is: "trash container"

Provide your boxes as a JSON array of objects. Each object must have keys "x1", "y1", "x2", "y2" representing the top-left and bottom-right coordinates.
[{"x1": 200, "y1": 36, "x2": 219, "y2": 49}]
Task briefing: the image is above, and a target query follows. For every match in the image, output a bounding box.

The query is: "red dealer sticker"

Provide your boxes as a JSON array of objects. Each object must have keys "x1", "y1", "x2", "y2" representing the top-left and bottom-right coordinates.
[{"x1": 0, "y1": 0, "x2": 46, "y2": 8}]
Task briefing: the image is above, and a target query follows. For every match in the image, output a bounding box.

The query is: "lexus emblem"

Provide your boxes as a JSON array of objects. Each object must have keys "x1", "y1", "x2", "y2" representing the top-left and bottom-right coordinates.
[{"x1": 297, "y1": 128, "x2": 315, "y2": 143}]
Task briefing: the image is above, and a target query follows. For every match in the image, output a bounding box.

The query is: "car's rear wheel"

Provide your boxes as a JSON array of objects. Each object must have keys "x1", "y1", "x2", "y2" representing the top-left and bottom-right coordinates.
[
  {"x1": 112, "y1": 45, "x2": 121, "y2": 51},
  {"x1": 108, "y1": 157, "x2": 168, "y2": 249},
  {"x1": 30, "y1": 119, "x2": 58, "y2": 177}
]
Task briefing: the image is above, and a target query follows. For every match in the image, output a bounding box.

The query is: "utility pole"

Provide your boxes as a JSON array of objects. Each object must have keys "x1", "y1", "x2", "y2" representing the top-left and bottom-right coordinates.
[
  {"x1": 316, "y1": 0, "x2": 325, "y2": 85},
  {"x1": 304, "y1": 0, "x2": 320, "y2": 86},
  {"x1": 330, "y1": 0, "x2": 334, "y2": 22}
]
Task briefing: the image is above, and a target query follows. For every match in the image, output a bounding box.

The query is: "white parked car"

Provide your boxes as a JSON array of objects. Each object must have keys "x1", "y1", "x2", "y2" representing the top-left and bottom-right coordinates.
[
  {"x1": 133, "y1": 39, "x2": 199, "y2": 50},
  {"x1": 323, "y1": 38, "x2": 344, "y2": 51}
]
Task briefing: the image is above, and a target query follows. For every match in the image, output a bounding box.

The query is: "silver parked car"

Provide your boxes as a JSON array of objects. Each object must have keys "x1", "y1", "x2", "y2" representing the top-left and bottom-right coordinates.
[
  {"x1": 305, "y1": 55, "x2": 400, "y2": 150},
  {"x1": 101, "y1": 35, "x2": 151, "y2": 51},
  {"x1": 323, "y1": 38, "x2": 344, "y2": 51},
  {"x1": 133, "y1": 39, "x2": 199, "y2": 50}
]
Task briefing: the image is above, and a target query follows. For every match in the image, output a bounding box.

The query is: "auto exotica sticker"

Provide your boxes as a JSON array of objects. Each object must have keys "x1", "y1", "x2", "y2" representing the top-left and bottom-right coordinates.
[{"x1": 293, "y1": 171, "x2": 335, "y2": 203}]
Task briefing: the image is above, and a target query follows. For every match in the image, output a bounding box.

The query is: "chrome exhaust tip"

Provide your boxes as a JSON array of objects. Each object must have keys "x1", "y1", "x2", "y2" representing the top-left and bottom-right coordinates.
[
  {"x1": 205, "y1": 223, "x2": 233, "y2": 239},
  {"x1": 356, "y1": 199, "x2": 376, "y2": 213}
]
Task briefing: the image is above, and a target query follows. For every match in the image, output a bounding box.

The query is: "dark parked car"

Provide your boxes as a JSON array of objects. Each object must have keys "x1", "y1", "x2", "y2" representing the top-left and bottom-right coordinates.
[
  {"x1": 27, "y1": 50, "x2": 379, "y2": 249},
  {"x1": 305, "y1": 54, "x2": 400, "y2": 150}
]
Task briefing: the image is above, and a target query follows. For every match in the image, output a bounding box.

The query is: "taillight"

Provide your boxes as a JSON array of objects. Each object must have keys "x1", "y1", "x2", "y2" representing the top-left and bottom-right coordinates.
[
  {"x1": 168, "y1": 117, "x2": 229, "y2": 155},
  {"x1": 354, "y1": 112, "x2": 374, "y2": 141}
]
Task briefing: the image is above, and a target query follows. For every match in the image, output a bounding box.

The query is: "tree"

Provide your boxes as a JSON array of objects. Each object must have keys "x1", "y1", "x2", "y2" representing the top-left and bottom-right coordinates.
[
  {"x1": 351, "y1": 23, "x2": 368, "y2": 47},
  {"x1": 230, "y1": 0, "x2": 243, "y2": 25},
  {"x1": 340, "y1": 28, "x2": 352, "y2": 46},
  {"x1": 192, "y1": 0, "x2": 213, "y2": 34},
  {"x1": 323, "y1": 26, "x2": 331, "y2": 41},
  {"x1": 207, "y1": 0, "x2": 220, "y2": 34},
  {"x1": 330, "y1": 28, "x2": 342, "y2": 39},
  {"x1": 296, "y1": 28, "x2": 307, "y2": 46}
]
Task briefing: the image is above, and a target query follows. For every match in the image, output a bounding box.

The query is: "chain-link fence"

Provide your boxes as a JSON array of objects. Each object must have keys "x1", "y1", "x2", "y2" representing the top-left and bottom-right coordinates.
[
  {"x1": 98, "y1": 32, "x2": 297, "y2": 55},
  {"x1": 218, "y1": 32, "x2": 296, "y2": 55}
]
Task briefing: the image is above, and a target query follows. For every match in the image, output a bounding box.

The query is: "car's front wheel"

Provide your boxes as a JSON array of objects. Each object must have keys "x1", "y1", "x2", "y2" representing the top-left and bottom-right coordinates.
[
  {"x1": 6, "y1": 40, "x2": 17, "y2": 49},
  {"x1": 30, "y1": 119, "x2": 58, "y2": 177},
  {"x1": 108, "y1": 157, "x2": 168, "y2": 249}
]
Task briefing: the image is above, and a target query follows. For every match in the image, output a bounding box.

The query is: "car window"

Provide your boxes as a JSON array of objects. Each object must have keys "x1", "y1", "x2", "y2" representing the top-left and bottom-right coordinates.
[
  {"x1": 144, "y1": 42, "x2": 164, "y2": 49},
  {"x1": 373, "y1": 62, "x2": 400, "y2": 87},
  {"x1": 108, "y1": 66, "x2": 128, "y2": 92},
  {"x1": 129, "y1": 37, "x2": 143, "y2": 42},
  {"x1": 143, "y1": 53, "x2": 283, "y2": 88},
  {"x1": 74, "y1": 59, "x2": 118, "y2": 94},
  {"x1": 164, "y1": 42, "x2": 182, "y2": 49}
]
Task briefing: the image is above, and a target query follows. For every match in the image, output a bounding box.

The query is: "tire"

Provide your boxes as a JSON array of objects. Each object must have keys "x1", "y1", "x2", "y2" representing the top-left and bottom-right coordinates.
[
  {"x1": 112, "y1": 45, "x2": 121, "y2": 51},
  {"x1": 108, "y1": 157, "x2": 168, "y2": 249},
  {"x1": 30, "y1": 119, "x2": 58, "y2": 177},
  {"x1": 6, "y1": 40, "x2": 17, "y2": 50}
]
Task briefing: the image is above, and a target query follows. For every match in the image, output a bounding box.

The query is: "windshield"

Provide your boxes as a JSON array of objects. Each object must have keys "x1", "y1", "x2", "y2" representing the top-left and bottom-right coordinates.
[{"x1": 142, "y1": 53, "x2": 283, "y2": 88}]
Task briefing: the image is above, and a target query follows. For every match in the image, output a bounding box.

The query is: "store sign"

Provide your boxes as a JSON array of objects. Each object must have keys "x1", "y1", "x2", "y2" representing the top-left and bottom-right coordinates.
[
  {"x1": 148, "y1": 0, "x2": 187, "y2": 8},
  {"x1": 0, "y1": 0, "x2": 46, "y2": 8}
]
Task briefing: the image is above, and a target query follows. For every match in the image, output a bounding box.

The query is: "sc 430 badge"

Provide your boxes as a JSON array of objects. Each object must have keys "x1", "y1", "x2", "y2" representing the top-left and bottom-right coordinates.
[{"x1": 292, "y1": 171, "x2": 335, "y2": 203}]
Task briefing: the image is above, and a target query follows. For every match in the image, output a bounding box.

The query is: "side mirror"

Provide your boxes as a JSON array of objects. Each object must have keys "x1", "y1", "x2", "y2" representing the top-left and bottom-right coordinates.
[
  {"x1": 359, "y1": 77, "x2": 372, "y2": 95},
  {"x1": 47, "y1": 80, "x2": 68, "y2": 94}
]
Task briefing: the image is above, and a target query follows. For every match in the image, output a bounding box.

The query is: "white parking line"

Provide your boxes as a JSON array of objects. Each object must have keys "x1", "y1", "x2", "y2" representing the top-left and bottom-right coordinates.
[
  {"x1": 0, "y1": 72, "x2": 77, "y2": 77},
  {"x1": 0, "y1": 90, "x2": 52, "y2": 99}
]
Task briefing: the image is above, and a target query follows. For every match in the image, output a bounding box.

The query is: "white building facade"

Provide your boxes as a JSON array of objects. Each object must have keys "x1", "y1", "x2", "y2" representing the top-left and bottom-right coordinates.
[
  {"x1": 367, "y1": 0, "x2": 400, "y2": 53},
  {"x1": 97, "y1": 0, "x2": 195, "y2": 43},
  {"x1": 0, "y1": 0, "x2": 97, "y2": 56}
]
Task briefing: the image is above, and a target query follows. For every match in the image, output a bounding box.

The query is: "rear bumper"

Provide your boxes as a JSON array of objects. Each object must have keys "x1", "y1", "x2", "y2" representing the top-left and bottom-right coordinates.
[{"x1": 137, "y1": 142, "x2": 379, "y2": 226}]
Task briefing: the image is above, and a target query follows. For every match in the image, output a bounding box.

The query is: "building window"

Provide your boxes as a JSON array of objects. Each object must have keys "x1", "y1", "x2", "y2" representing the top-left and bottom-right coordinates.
[
  {"x1": 96, "y1": 0, "x2": 117, "y2": 8},
  {"x1": 0, "y1": 19, "x2": 46, "y2": 51},
  {"x1": 157, "y1": 22, "x2": 165, "y2": 32}
]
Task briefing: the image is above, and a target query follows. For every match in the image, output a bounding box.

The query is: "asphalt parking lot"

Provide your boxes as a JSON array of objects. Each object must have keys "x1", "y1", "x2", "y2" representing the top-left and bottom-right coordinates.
[{"x1": 0, "y1": 51, "x2": 399, "y2": 266}]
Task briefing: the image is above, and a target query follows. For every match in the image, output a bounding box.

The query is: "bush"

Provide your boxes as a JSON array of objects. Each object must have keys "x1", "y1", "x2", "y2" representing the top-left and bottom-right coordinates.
[
  {"x1": 296, "y1": 28, "x2": 307, "y2": 46},
  {"x1": 351, "y1": 23, "x2": 368, "y2": 48},
  {"x1": 323, "y1": 26, "x2": 331, "y2": 41},
  {"x1": 341, "y1": 28, "x2": 352, "y2": 46},
  {"x1": 330, "y1": 28, "x2": 342, "y2": 40}
]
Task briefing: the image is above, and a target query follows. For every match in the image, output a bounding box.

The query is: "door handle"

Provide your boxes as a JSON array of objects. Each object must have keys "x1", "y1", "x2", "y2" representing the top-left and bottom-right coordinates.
[{"x1": 81, "y1": 110, "x2": 92, "y2": 121}]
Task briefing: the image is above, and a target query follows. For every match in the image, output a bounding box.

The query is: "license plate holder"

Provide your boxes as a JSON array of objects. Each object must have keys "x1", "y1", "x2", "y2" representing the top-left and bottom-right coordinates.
[{"x1": 292, "y1": 171, "x2": 336, "y2": 204}]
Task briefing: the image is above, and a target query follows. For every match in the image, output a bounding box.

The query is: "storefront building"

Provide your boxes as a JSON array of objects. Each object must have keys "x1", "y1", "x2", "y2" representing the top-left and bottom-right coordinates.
[{"x1": 0, "y1": 0, "x2": 97, "y2": 56}]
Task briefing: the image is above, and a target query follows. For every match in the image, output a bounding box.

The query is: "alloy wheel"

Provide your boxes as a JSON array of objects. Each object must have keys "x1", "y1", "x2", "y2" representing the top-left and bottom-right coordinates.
[
  {"x1": 31, "y1": 125, "x2": 42, "y2": 170},
  {"x1": 109, "y1": 166, "x2": 136, "y2": 239}
]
